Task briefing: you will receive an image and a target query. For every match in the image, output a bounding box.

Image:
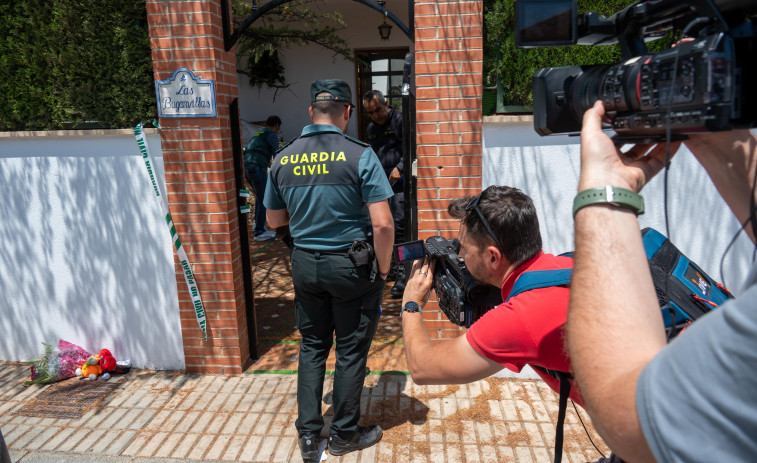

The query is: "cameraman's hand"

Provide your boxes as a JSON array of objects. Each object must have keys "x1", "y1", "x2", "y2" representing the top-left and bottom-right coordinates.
[
  {"x1": 402, "y1": 257, "x2": 435, "y2": 309},
  {"x1": 579, "y1": 100, "x2": 677, "y2": 193}
]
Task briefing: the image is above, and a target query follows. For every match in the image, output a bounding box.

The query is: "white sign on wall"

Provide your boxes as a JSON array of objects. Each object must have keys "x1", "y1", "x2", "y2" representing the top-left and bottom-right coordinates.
[{"x1": 155, "y1": 68, "x2": 217, "y2": 118}]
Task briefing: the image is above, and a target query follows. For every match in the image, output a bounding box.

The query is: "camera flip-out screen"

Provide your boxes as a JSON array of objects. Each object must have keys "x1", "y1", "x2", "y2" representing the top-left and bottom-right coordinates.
[
  {"x1": 394, "y1": 240, "x2": 425, "y2": 263},
  {"x1": 515, "y1": 0, "x2": 576, "y2": 48}
]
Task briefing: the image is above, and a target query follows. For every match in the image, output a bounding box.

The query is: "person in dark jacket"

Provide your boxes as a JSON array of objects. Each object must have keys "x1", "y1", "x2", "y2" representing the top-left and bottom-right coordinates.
[{"x1": 363, "y1": 90, "x2": 407, "y2": 297}]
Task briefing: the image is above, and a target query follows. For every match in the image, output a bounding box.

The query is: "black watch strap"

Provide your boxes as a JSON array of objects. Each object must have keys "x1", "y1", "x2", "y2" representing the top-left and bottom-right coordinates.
[{"x1": 401, "y1": 301, "x2": 422, "y2": 316}]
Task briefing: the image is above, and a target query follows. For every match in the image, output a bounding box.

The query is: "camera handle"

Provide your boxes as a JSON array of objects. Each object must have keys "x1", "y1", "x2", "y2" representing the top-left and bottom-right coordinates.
[{"x1": 578, "y1": 0, "x2": 730, "y2": 59}]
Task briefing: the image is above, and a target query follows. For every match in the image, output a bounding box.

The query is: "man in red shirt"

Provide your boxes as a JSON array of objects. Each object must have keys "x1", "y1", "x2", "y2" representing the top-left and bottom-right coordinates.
[{"x1": 401, "y1": 185, "x2": 581, "y2": 402}]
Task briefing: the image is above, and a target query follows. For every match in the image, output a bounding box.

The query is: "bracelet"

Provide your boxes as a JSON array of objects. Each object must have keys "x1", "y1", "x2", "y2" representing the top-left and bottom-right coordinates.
[
  {"x1": 573, "y1": 186, "x2": 644, "y2": 218},
  {"x1": 378, "y1": 270, "x2": 390, "y2": 278}
]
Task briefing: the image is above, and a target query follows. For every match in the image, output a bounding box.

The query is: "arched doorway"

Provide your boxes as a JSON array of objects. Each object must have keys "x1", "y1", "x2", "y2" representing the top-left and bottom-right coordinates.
[{"x1": 145, "y1": 0, "x2": 484, "y2": 373}]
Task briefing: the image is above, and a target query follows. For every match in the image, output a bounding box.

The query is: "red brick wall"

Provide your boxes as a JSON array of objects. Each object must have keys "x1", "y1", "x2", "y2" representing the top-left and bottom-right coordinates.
[
  {"x1": 146, "y1": 0, "x2": 251, "y2": 374},
  {"x1": 415, "y1": 0, "x2": 484, "y2": 340}
]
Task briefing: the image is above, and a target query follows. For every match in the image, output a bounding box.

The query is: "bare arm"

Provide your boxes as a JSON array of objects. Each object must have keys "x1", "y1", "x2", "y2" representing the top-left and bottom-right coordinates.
[
  {"x1": 685, "y1": 130, "x2": 757, "y2": 244},
  {"x1": 367, "y1": 200, "x2": 394, "y2": 276},
  {"x1": 568, "y1": 101, "x2": 672, "y2": 463},
  {"x1": 266, "y1": 208, "x2": 289, "y2": 229},
  {"x1": 401, "y1": 258, "x2": 503, "y2": 385}
]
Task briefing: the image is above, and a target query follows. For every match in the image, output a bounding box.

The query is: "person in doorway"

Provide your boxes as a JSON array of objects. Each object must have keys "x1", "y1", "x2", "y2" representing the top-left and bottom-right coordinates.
[
  {"x1": 245, "y1": 115, "x2": 281, "y2": 241},
  {"x1": 362, "y1": 90, "x2": 407, "y2": 298},
  {"x1": 264, "y1": 79, "x2": 394, "y2": 462}
]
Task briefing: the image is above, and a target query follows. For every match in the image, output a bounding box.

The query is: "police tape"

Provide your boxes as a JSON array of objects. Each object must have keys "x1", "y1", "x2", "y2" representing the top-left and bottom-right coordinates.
[{"x1": 134, "y1": 123, "x2": 208, "y2": 341}]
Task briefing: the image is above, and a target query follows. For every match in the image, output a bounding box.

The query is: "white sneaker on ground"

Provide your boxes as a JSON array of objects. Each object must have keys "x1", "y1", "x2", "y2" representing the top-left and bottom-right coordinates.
[{"x1": 254, "y1": 230, "x2": 277, "y2": 241}]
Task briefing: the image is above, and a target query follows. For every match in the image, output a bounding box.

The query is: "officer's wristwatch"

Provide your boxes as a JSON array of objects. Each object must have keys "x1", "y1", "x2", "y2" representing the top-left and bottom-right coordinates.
[{"x1": 401, "y1": 301, "x2": 422, "y2": 317}]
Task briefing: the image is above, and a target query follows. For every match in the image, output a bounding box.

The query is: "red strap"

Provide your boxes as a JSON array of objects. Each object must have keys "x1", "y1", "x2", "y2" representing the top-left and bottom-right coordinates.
[
  {"x1": 715, "y1": 282, "x2": 733, "y2": 298},
  {"x1": 692, "y1": 294, "x2": 718, "y2": 308}
]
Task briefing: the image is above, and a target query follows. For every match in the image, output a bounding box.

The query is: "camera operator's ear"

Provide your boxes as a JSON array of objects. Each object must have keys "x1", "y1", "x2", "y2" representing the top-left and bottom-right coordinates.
[{"x1": 485, "y1": 244, "x2": 504, "y2": 267}]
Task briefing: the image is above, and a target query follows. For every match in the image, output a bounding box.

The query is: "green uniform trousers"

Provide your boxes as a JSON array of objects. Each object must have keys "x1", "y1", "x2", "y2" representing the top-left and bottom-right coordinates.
[{"x1": 291, "y1": 247, "x2": 384, "y2": 437}]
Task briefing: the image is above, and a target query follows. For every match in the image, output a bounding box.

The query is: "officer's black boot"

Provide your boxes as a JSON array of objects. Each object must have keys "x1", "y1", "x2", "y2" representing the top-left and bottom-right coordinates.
[
  {"x1": 328, "y1": 425, "x2": 383, "y2": 456},
  {"x1": 389, "y1": 262, "x2": 407, "y2": 298},
  {"x1": 386, "y1": 261, "x2": 398, "y2": 281},
  {"x1": 298, "y1": 433, "x2": 320, "y2": 462}
]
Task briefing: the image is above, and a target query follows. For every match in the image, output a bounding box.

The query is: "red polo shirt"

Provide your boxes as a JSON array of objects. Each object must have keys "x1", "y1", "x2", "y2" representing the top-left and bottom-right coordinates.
[{"x1": 465, "y1": 251, "x2": 583, "y2": 405}]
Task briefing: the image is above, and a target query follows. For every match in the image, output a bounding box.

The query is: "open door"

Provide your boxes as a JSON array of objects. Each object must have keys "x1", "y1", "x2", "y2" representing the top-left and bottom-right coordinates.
[{"x1": 355, "y1": 48, "x2": 409, "y2": 140}]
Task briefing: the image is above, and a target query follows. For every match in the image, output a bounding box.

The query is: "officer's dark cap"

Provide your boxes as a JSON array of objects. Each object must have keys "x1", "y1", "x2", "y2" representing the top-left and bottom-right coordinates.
[{"x1": 311, "y1": 79, "x2": 353, "y2": 105}]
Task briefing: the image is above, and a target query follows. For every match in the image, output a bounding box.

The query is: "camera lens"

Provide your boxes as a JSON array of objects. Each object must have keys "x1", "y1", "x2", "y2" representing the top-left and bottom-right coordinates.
[{"x1": 570, "y1": 65, "x2": 613, "y2": 119}]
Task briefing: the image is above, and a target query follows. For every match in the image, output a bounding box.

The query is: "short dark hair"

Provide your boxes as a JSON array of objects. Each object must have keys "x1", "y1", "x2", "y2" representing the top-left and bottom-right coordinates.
[
  {"x1": 266, "y1": 115, "x2": 281, "y2": 127},
  {"x1": 311, "y1": 92, "x2": 349, "y2": 118},
  {"x1": 362, "y1": 89, "x2": 386, "y2": 105},
  {"x1": 448, "y1": 185, "x2": 542, "y2": 267}
]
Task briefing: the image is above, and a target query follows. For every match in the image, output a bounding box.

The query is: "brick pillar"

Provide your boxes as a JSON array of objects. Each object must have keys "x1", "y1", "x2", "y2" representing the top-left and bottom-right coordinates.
[
  {"x1": 146, "y1": 0, "x2": 252, "y2": 374},
  {"x1": 415, "y1": 0, "x2": 484, "y2": 340}
]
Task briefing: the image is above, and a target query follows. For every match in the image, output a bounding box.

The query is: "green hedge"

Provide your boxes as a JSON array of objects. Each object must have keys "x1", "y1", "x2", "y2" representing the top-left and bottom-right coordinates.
[
  {"x1": 484, "y1": 0, "x2": 672, "y2": 108},
  {"x1": 0, "y1": 0, "x2": 156, "y2": 131},
  {"x1": 1, "y1": 0, "x2": 675, "y2": 128}
]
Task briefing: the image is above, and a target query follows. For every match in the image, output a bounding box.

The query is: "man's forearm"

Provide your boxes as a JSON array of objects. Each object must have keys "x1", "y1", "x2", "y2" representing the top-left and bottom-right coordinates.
[
  {"x1": 372, "y1": 223, "x2": 394, "y2": 274},
  {"x1": 401, "y1": 312, "x2": 434, "y2": 380},
  {"x1": 685, "y1": 130, "x2": 757, "y2": 244},
  {"x1": 568, "y1": 205, "x2": 665, "y2": 461}
]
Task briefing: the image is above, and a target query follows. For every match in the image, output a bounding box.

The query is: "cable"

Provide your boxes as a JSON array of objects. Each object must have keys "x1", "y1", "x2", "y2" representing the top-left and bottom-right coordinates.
[
  {"x1": 572, "y1": 400, "x2": 606, "y2": 458},
  {"x1": 719, "y1": 214, "x2": 752, "y2": 286},
  {"x1": 681, "y1": 17, "x2": 712, "y2": 39},
  {"x1": 662, "y1": 39, "x2": 681, "y2": 240},
  {"x1": 662, "y1": 17, "x2": 714, "y2": 239}
]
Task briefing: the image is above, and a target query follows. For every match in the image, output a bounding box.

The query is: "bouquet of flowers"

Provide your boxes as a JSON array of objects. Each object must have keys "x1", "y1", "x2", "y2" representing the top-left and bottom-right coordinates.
[{"x1": 25, "y1": 340, "x2": 91, "y2": 385}]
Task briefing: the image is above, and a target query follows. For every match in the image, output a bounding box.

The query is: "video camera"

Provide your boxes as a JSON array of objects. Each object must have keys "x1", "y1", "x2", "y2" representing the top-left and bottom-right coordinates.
[
  {"x1": 517, "y1": 0, "x2": 757, "y2": 142},
  {"x1": 394, "y1": 236, "x2": 502, "y2": 328}
]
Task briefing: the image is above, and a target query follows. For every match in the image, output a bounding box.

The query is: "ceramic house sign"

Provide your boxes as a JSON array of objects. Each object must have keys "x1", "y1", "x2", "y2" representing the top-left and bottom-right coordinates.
[{"x1": 155, "y1": 68, "x2": 217, "y2": 118}]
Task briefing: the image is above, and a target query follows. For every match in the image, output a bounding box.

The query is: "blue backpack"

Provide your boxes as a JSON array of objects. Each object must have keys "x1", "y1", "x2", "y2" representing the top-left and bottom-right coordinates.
[{"x1": 511, "y1": 227, "x2": 733, "y2": 463}]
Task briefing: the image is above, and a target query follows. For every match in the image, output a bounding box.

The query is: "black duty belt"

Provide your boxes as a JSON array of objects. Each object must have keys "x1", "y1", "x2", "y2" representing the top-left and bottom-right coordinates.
[{"x1": 294, "y1": 246, "x2": 351, "y2": 256}]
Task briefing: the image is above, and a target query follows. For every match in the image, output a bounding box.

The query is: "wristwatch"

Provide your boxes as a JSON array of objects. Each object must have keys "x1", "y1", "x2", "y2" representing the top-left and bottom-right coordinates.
[{"x1": 401, "y1": 301, "x2": 422, "y2": 317}]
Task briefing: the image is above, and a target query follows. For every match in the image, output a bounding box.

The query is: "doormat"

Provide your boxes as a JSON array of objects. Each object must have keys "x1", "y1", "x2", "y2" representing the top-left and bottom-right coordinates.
[{"x1": 15, "y1": 378, "x2": 121, "y2": 419}]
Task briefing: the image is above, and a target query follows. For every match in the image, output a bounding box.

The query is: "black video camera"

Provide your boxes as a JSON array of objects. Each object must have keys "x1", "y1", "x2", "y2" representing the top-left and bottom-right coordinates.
[
  {"x1": 394, "y1": 236, "x2": 502, "y2": 328},
  {"x1": 517, "y1": 0, "x2": 757, "y2": 143}
]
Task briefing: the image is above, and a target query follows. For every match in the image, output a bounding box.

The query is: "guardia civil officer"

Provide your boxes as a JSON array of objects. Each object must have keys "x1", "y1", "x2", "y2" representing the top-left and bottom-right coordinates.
[{"x1": 264, "y1": 79, "x2": 394, "y2": 462}]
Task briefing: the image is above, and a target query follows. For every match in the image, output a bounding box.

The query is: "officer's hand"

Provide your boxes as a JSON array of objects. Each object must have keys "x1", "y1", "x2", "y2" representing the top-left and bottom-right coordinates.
[
  {"x1": 389, "y1": 167, "x2": 401, "y2": 183},
  {"x1": 579, "y1": 100, "x2": 677, "y2": 193},
  {"x1": 402, "y1": 257, "x2": 434, "y2": 309}
]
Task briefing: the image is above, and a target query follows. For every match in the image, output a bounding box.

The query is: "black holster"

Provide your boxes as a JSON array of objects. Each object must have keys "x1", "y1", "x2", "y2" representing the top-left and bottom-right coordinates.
[{"x1": 348, "y1": 240, "x2": 378, "y2": 281}]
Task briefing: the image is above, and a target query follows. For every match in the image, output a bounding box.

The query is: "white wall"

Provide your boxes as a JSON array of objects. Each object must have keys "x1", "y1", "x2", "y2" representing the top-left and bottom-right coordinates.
[
  {"x1": 237, "y1": 0, "x2": 414, "y2": 143},
  {"x1": 0, "y1": 130, "x2": 185, "y2": 370},
  {"x1": 483, "y1": 118, "x2": 755, "y2": 293}
]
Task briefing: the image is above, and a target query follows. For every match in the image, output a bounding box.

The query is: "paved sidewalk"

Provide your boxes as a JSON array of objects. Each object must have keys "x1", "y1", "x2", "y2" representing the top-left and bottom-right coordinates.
[
  {"x1": 0, "y1": 216, "x2": 611, "y2": 462},
  {"x1": 1, "y1": 362, "x2": 609, "y2": 463}
]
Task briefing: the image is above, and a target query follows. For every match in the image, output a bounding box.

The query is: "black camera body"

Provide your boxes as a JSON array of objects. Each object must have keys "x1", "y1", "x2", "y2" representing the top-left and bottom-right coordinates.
[
  {"x1": 423, "y1": 236, "x2": 502, "y2": 328},
  {"x1": 519, "y1": 0, "x2": 757, "y2": 142}
]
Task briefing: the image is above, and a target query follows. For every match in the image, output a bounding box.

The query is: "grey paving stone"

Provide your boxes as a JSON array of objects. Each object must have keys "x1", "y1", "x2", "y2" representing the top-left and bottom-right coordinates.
[{"x1": 0, "y1": 363, "x2": 610, "y2": 463}]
